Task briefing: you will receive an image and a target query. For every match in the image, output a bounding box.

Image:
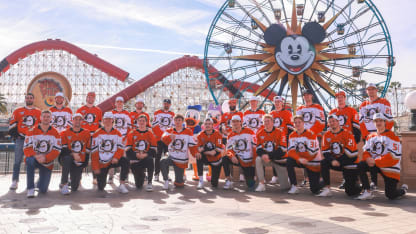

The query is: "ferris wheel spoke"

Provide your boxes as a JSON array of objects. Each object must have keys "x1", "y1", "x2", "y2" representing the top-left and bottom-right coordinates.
[
  {"x1": 326, "y1": 6, "x2": 371, "y2": 38},
  {"x1": 280, "y1": 0, "x2": 289, "y2": 24},
  {"x1": 320, "y1": 61, "x2": 388, "y2": 76},
  {"x1": 329, "y1": 22, "x2": 380, "y2": 44},
  {"x1": 214, "y1": 26, "x2": 261, "y2": 45},
  {"x1": 209, "y1": 40, "x2": 265, "y2": 53},
  {"x1": 213, "y1": 63, "x2": 266, "y2": 76},
  {"x1": 249, "y1": 0, "x2": 272, "y2": 26},
  {"x1": 222, "y1": 12, "x2": 265, "y2": 39},
  {"x1": 235, "y1": 1, "x2": 268, "y2": 32},
  {"x1": 321, "y1": 38, "x2": 385, "y2": 53},
  {"x1": 307, "y1": 0, "x2": 320, "y2": 22}
]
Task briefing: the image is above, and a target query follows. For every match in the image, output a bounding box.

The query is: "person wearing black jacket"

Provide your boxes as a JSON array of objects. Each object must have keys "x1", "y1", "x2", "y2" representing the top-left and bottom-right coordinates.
[{"x1": 317, "y1": 114, "x2": 362, "y2": 197}]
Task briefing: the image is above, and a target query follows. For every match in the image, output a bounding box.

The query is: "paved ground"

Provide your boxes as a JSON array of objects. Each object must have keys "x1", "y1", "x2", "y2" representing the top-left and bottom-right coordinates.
[{"x1": 0, "y1": 172, "x2": 415, "y2": 234}]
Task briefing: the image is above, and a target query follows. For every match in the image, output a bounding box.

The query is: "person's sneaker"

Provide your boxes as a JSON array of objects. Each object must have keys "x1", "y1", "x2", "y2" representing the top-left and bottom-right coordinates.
[
  {"x1": 288, "y1": 185, "x2": 299, "y2": 194},
  {"x1": 163, "y1": 180, "x2": 170, "y2": 190},
  {"x1": 338, "y1": 179, "x2": 345, "y2": 189},
  {"x1": 61, "y1": 184, "x2": 70, "y2": 195},
  {"x1": 145, "y1": 183, "x2": 153, "y2": 192},
  {"x1": 317, "y1": 187, "x2": 332, "y2": 197},
  {"x1": 401, "y1": 184, "x2": 409, "y2": 194},
  {"x1": 255, "y1": 183, "x2": 266, "y2": 192},
  {"x1": 197, "y1": 181, "x2": 204, "y2": 189},
  {"x1": 9, "y1": 180, "x2": 18, "y2": 190},
  {"x1": 154, "y1": 175, "x2": 159, "y2": 182},
  {"x1": 356, "y1": 190, "x2": 373, "y2": 200},
  {"x1": 300, "y1": 180, "x2": 308, "y2": 187},
  {"x1": 108, "y1": 176, "x2": 114, "y2": 184},
  {"x1": 269, "y1": 176, "x2": 278, "y2": 184},
  {"x1": 239, "y1": 174, "x2": 245, "y2": 182},
  {"x1": 118, "y1": 184, "x2": 129, "y2": 194},
  {"x1": 370, "y1": 182, "x2": 377, "y2": 191},
  {"x1": 27, "y1": 189, "x2": 35, "y2": 198},
  {"x1": 223, "y1": 180, "x2": 233, "y2": 190}
]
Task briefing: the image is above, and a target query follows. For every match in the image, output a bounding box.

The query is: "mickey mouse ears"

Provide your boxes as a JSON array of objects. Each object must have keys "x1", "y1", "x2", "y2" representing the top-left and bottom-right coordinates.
[{"x1": 264, "y1": 22, "x2": 326, "y2": 46}]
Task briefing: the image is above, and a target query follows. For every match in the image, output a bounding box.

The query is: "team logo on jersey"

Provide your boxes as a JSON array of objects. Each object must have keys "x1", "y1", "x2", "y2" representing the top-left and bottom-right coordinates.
[
  {"x1": 365, "y1": 107, "x2": 380, "y2": 123},
  {"x1": 234, "y1": 139, "x2": 248, "y2": 152},
  {"x1": 160, "y1": 117, "x2": 172, "y2": 127},
  {"x1": 35, "y1": 140, "x2": 51, "y2": 153},
  {"x1": 295, "y1": 142, "x2": 307, "y2": 153},
  {"x1": 371, "y1": 141, "x2": 385, "y2": 156},
  {"x1": 337, "y1": 115, "x2": 347, "y2": 127},
  {"x1": 172, "y1": 139, "x2": 185, "y2": 151},
  {"x1": 100, "y1": 140, "x2": 114, "y2": 152},
  {"x1": 303, "y1": 112, "x2": 313, "y2": 123},
  {"x1": 85, "y1": 113, "x2": 96, "y2": 124},
  {"x1": 248, "y1": 118, "x2": 260, "y2": 128},
  {"x1": 71, "y1": 140, "x2": 83, "y2": 153},
  {"x1": 274, "y1": 117, "x2": 282, "y2": 128},
  {"x1": 54, "y1": 116, "x2": 66, "y2": 127},
  {"x1": 205, "y1": 142, "x2": 215, "y2": 151},
  {"x1": 264, "y1": 141, "x2": 275, "y2": 153},
  {"x1": 135, "y1": 140, "x2": 148, "y2": 151},
  {"x1": 115, "y1": 118, "x2": 125, "y2": 128},
  {"x1": 330, "y1": 142, "x2": 343, "y2": 155},
  {"x1": 23, "y1": 115, "x2": 35, "y2": 127}
]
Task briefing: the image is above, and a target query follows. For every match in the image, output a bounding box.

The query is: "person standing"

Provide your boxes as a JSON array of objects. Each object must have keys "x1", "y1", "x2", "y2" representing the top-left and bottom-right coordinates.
[
  {"x1": 129, "y1": 97, "x2": 150, "y2": 128},
  {"x1": 152, "y1": 99, "x2": 175, "y2": 181},
  {"x1": 50, "y1": 92, "x2": 72, "y2": 133},
  {"x1": 24, "y1": 110, "x2": 61, "y2": 198},
  {"x1": 9, "y1": 93, "x2": 41, "y2": 190},
  {"x1": 243, "y1": 96, "x2": 265, "y2": 134},
  {"x1": 59, "y1": 113, "x2": 91, "y2": 194}
]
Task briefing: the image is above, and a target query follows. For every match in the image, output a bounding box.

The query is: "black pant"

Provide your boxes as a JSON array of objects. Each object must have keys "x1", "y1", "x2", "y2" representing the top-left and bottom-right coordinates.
[
  {"x1": 96, "y1": 157, "x2": 129, "y2": 191},
  {"x1": 222, "y1": 156, "x2": 255, "y2": 188},
  {"x1": 155, "y1": 141, "x2": 168, "y2": 176},
  {"x1": 286, "y1": 157, "x2": 321, "y2": 194},
  {"x1": 358, "y1": 162, "x2": 405, "y2": 200},
  {"x1": 130, "y1": 156, "x2": 154, "y2": 188},
  {"x1": 196, "y1": 153, "x2": 222, "y2": 187},
  {"x1": 320, "y1": 158, "x2": 361, "y2": 196},
  {"x1": 60, "y1": 154, "x2": 83, "y2": 192}
]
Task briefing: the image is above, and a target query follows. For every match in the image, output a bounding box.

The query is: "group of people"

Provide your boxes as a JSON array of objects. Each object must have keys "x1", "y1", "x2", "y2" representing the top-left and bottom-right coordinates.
[{"x1": 8, "y1": 82, "x2": 407, "y2": 201}]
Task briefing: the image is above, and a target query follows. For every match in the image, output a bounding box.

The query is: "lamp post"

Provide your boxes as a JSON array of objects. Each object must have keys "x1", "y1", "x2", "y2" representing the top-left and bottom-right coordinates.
[{"x1": 404, "y1": 90, "x2": 416, "y2": 131}]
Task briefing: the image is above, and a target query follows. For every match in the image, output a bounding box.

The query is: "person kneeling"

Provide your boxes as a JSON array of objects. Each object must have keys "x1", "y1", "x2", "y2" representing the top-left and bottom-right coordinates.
[
  {"x1": 286, "y1": 115, "x2": 321, "y2": 194},
  {"x1": 222, "y1": 115, "x2": 256, "y2": 190},
  {"x1": 318, "y1": 114, "x2": 361, "y2": 197},
  {"x1": 60, "y1": 113, "x2": 91, "y2": 195},
  {"x1": 255, "y1": 114, "x2": 290, "y2": 192},
  {"x1": 357, "y1": 113, "x2": 408, "y2": 200},
  {"x1": 91, "y1": 112, "x2": 129, "y2": 194},
  {"x1": 160, "y1": 114, "x2": 197, "y2": 190},
  {"x1": 125, "y1": 114, "x2": 156, "y2": 191},
  {"x1": 195, "y1": 118, "x2": 225, "y2": 189}
]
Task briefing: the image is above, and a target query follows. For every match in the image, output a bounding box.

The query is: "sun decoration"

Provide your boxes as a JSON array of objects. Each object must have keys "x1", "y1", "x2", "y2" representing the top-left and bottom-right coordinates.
[{"x1": 233, "y1": 0, "x2": 357, "y2": 110}]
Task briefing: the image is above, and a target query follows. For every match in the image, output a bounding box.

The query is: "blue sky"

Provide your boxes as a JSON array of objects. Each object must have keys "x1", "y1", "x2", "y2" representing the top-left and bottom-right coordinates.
[{"x1": 0, "y1": 0, "x2": 415, "y2": 87}]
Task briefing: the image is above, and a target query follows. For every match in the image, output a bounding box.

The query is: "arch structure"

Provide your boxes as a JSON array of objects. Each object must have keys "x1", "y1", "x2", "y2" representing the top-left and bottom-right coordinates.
[{"x1": 0, "y1": 39, "x2": 132, "y2": 112}]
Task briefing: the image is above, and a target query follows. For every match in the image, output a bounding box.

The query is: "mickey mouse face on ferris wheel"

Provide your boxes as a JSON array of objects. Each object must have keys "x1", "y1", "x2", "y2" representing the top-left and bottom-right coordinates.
[{"x1": 264, "y1": 22, "x2": 326, "y2": 75}]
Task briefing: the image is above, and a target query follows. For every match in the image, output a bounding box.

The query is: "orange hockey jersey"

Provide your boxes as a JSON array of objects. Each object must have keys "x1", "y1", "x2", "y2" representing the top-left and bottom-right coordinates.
[
  {"x1": 288, "y1": 130, "x2": 320, "y2": 172},
  {"x1": 23, "y1": 125, "x2": 61, "y2": 170},
  {"x1": 322, "y1": 128, "x2": 358, "y2": 165},
  {"x1": 152, "y1": 109, "x2": 175, "y2": 140},
  {"x1": 196, "y1": 129, "x2": 224, "y2": 166},
  {"x1": 329, "y1": 106, "x2": 361, "y2": 142},
  {"x1": 220, "y1": 111, "x2": 244, "y2": 136},
  {"x1": 226, "y1": 128, "x2": 256, "y2": 167},
  {"x1": 112, "y1": 109, "x2": 132, "y2": 138},
  {"x1": 162, "y1": 128, "x2": 197, "y2": 168},
  {"x1": 359, "y1": 98, "x2": 394, "y2": 139},
  {"x1": 76, "y1": 105, "x2": 102, "y2": 133},
  {"x1": 91, "y1": 127, "x2": 124, "y2": 170},
  {"x1": 362, "y1": 130, "x2": 401, "y2": 180},
  {"x1": 243, "y1": 109, "x2": 265, "y2": 134},
  {"x1": 61, "y1": 127, "x2": 91, "y2": 166},
  {"x1": 129, "y1": 111, "x2": 151, "y2": 128},
  {"x1": 9, "y1": 106, "x2": 41, "y2": 137},
  {"x1": 256, "y1": 127, "x2": 287, "y2": 163},
  {"x1": 270, "y1": 109, "x2": 294, "y2": 137},
  {"x1": 125, "y1": 129, "x2": 157, "y2": 153},
  {"x1": 50, "y1": 106, "x2": 73, "y2": 133},
  {"x1": 296, "y1": 104, "x2": 325, "y2": 136}
]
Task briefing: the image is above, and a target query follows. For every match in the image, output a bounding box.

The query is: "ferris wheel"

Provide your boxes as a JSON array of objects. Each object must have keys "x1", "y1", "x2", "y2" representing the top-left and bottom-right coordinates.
[{"x1": 203, "y1": 0, "x2": 395, "y2": 111}]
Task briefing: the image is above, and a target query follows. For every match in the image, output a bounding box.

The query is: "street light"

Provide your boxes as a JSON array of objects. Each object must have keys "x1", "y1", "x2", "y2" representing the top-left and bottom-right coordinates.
[{"x1": 404, "y1": 90, "x2": 416, "y2": 131}]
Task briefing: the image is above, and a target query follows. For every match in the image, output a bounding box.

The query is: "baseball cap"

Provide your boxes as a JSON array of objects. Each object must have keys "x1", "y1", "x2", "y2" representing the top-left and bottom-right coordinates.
[
  {"x1": 327, "y1": 114, "x2": 339, "y2": 122},
  {"x1": 163, "y1": 99, "x2": 171, "y2": 104},
  {"x1": 231, "y1": 115, "x2": 241, "y2": 121},
  {"x1": 55, "y1": 92, "x2": 64, "y2": 98},
  {"x1": 103, "y1": 112, "x2": 114, "y2": 119},
  {"x1": 335, "y1": 91, "x2": 346, "y2": 97},
  {"x1": 136, "y1": 97, "x2": 144, "y2": 103},
  {"x1": 372, "y1": 113, "x2": 385, "y2": 121},
  {"x1": 115, "y1": 96, "x2": 124, "y2": 102},
  {"x1": 366, "y1": 83, "x2": 377, "y2": 89},
  {"x1": 72, "y1": 113, "x2": 83, "y2": 120}
]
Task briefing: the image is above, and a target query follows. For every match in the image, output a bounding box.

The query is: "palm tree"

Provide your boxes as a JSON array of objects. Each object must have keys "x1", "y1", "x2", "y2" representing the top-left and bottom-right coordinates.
[
  {"x1": 388, "y1": 81, "x2": 402, "y2": 117},
  {"x1": 0, "y1": 94, "x2": 7, "y2": 114}
]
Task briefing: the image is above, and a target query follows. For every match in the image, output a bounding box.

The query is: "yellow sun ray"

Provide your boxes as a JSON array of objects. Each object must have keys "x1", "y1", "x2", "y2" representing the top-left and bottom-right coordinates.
[
  {"x1": 315, "y1": 42, "x2": 331, "y2": 52},
  {"x1": 246, "y1": 13, "x2": 268, "y2": 32},
  {"x1": 268, "y1": 63, "x2": 281, "y2": 73},
  {"x1": 254, "y1": 71, "x2": 279, "y2": 96},
  {"x1": 276, "y1": 70, "x2": 287, "y2": 83},
  {"x1": 311, "y1": 63, "x2": 331, "y2": 72},
  {"x1": 263, "y1": 47, "x2": 275, "y2": 53},
  {"x1": 259, "y1": 63, "x2": 274, "y2": 73},
  {"x1": 290, "y1": 0, "x2": 298, "y2": 34},
  {"x1": 297, "y1": 73, "x2": 304, "y2": 86}
]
